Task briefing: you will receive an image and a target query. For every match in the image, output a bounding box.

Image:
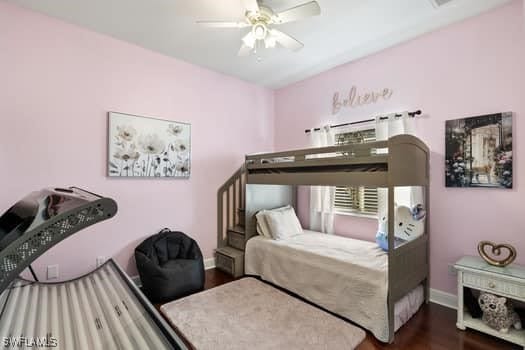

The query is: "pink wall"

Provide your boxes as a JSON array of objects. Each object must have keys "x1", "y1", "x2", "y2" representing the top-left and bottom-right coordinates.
[
  {"x1": 2, "y1": 1, "x2": 523, "y2": 295},
  {"x1": 276, "y1": 1, "x2": 525, "y2": 294},
  {"x1": 0, "y1": 2, "x2": 274, "y2": 280}
]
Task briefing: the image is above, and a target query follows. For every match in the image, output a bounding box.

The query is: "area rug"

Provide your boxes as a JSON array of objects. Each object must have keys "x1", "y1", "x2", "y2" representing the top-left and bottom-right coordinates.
[{"x1": 160, "y1": 277, "x2": 366, "y2": 350}]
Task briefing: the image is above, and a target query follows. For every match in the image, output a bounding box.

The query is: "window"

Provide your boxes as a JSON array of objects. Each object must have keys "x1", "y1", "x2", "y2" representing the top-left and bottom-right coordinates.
[{"x1": 334, "y1": 129, "x2": 378, "y2": 216}]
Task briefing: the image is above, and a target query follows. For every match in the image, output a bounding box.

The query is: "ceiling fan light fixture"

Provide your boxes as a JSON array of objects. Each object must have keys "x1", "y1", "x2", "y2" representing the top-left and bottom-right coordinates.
[{"x1": 252, "y1": 23, "x2": 267, "y2": 40}]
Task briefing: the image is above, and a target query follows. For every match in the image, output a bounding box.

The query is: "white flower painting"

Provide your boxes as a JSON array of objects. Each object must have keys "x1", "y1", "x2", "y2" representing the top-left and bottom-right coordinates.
[{"x1": 108, "y1": 112, "x2": 191, "y2": 178}]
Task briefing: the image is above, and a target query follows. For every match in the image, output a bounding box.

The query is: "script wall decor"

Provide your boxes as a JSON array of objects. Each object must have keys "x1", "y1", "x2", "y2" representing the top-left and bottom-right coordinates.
[{"x1": 332, "y1": 86, "x2": 394, "y2": 114}]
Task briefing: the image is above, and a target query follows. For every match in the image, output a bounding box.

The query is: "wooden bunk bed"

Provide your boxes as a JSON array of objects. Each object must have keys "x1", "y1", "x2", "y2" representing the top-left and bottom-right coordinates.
[{"x1": 242, "y1": 134, "x2": 430, "y2": 343}]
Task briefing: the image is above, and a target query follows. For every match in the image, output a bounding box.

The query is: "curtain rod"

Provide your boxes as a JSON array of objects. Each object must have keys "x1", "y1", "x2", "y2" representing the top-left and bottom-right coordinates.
[{"x1": 304, "y1": 110, "x2": 422, "y2": 134}]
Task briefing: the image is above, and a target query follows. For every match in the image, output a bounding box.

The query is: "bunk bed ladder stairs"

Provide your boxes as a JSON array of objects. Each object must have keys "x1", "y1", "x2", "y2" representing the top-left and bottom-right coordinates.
[{"x1": 216, "y1": 165, "x2": 246, "y2": 278}]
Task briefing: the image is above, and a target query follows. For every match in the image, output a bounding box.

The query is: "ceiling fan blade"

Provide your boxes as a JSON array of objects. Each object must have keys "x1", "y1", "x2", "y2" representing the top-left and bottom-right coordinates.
[
  {"x1": 197, "y1": 20, "x2": 250, "y2": 28},
  {"x1": 269, "y1": 29, "x2": 304, "y2": 51},
  {"x1": 238, "y1": 44, "x2": 253, "y2": 56},
  {"x1": 242, "y1": 0, "x2": 260, "y2": 13},
  {"x1": 274, "y1": 1, "x2": 321, "y2": 24}
]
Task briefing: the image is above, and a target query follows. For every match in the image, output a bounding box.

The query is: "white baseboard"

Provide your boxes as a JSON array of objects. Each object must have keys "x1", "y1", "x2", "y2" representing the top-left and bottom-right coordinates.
[
  {"x1": 130, "y1": 257, "x2": 216, "y2": 288},
  {"x1": 204, "y1": 257, "x2": 216, "y2": 270},
  {"x1": 429, "y1": 288, "x2": 457, "y2": 309}
]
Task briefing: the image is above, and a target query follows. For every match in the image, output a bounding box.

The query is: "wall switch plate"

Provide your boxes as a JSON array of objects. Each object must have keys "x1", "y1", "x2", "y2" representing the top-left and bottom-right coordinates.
[
  {"x1": 448, "y1": 263, "x2": 457, "y2": 276},
  {"x1": 96, "y1": 256, "x2": 106, "y2": 267},
  {"x1": 47, "y1": 265, "x2": 59, "y2": 280}
]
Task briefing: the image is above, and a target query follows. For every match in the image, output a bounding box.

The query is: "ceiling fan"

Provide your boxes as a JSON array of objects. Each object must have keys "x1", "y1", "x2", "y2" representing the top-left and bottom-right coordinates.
[{"x1": 197, "y1": 0, "x2": 321, "y2": 56}]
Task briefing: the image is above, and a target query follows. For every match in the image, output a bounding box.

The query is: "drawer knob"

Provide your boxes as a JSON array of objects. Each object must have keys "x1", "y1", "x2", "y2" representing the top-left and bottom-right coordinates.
[{"x1": 488, "y1": 281, "x2": 496, "y2": 289}]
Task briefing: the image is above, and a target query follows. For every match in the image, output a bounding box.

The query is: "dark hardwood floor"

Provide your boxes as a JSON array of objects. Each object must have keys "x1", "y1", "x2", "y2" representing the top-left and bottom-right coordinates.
[{"x1": 203, "y1": 268, "x2": 520, "y2": 350}]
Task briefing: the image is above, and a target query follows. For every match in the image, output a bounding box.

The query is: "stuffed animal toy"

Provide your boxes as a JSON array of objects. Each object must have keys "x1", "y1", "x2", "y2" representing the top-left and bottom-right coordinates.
[
  {"x1": 478, "y1": 293, "x2": 522, "y2": 333},
  {"x1": 411, "y1": 204, "x2": 426, "y2": 221},
  {"x1": 375, "y1": 204, "x2": 425, "y2": 251},
  {"x1": 375, "y1": 230, "x2": 406, "y2": 251},
  {"x1": 394, "y1": 205, "x2": 425, "y2": 240}
]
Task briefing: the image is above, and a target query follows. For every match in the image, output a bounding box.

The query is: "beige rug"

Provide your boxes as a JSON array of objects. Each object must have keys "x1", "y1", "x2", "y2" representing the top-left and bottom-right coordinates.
[{"x1": 160, "y1": 277, "x2": 366, "y2": 350}]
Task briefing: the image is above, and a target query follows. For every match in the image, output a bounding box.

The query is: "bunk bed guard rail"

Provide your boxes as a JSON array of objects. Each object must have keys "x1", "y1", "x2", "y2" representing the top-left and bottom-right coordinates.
[{"x1": 244, "y1": 134, "x2": 429, "y2": 188}]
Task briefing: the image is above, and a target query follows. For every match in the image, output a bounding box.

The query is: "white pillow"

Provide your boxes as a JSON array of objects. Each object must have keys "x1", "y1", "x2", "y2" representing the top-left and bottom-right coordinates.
[
  {"x1": 255, "y1": 210, "x2": 272, "y2": 238},
  {"x1": 265, "y1": 206, "x2": 303, "y2": 240},
  {"x1": 255, "y1": 205, "x2": 291, "y2": 238}
]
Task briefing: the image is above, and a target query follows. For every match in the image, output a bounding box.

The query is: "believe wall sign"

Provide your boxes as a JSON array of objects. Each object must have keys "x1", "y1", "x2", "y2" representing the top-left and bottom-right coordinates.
[{"x1": 332, "y1": 86, "x2": 393, "y2": 114}]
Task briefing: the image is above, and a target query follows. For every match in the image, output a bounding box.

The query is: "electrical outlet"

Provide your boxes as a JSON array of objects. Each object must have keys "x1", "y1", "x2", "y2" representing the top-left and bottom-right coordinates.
[
  {"x1": 47, "y1": 265, "x2": 59, "y2": 280},
  {"x1": 96, "y1": 256, "x2": 106, "y2": 267},
  {"x1": 448, "y1": 263, "x2": 457, "y2": 276}
]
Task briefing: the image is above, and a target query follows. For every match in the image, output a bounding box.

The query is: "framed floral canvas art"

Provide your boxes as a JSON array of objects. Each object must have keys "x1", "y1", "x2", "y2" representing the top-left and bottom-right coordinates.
[{"x1": 108, "y1": 112, "x2": 191, "y2": 178}]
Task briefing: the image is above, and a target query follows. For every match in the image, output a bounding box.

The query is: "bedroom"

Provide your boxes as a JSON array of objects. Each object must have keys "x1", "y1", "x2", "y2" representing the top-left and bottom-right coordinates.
[{"x1": 0, "y1": 0, "x2": 523, "y2": 349}]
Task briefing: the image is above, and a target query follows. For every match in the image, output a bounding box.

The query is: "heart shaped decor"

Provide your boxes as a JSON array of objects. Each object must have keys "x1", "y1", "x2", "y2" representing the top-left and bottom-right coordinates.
[{"x1": 477, "y1": 241, "x2": 517, "y2": 267}]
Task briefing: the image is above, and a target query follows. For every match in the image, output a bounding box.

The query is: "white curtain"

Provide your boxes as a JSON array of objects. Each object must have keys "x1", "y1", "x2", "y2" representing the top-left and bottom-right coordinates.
[
  {"x1": 375, "y1": 112, "x2": 424, "y2": 221},
  {"x1": 309, "y1": 126, "x2": 336, "y2": 234}
]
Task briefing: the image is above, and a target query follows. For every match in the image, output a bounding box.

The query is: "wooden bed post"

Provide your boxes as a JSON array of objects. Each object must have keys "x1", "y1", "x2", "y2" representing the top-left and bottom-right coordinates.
[{"x1": 387, "y1": 185, "x2": 395, "y2": 343}]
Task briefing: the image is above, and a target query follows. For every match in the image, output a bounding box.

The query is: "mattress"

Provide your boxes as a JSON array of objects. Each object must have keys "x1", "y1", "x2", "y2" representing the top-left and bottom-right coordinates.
[{"x1": 245, "y1": 231, "x2": 424, "y2": 342}]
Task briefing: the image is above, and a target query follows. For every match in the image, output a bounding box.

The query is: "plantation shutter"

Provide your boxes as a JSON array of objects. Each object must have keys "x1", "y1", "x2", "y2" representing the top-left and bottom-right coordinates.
[{"x1": 334, "y1": 129, "x2": 378, "y2": 216}]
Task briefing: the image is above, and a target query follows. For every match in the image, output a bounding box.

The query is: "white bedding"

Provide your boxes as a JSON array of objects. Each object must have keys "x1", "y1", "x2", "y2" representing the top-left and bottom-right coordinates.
[{"x1": 245, "y1": 231, "x2": 424, "y2": 342}]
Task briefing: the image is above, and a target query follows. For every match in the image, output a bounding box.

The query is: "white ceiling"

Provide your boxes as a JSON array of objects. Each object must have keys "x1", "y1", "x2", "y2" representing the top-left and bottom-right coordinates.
[{"x1": 7, "y1": 0, "x2": 512, "y2": 88}]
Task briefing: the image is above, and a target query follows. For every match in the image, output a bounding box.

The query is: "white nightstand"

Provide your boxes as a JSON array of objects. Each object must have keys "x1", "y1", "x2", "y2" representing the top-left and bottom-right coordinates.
[{"x1": 455, "y1": 256, "x2": 525, "y2": 349}]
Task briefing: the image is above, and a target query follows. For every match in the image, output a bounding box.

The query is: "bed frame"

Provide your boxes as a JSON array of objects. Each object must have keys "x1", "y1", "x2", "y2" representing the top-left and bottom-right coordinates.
[{"x1": 243, "y1": 134, "x2": 430, "y2": 343}]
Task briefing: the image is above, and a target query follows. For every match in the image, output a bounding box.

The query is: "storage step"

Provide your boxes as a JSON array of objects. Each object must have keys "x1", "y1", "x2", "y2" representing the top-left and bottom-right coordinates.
[
  {"x1": 228, "y1": 225, "x2": 245, "y2": 235},
  {"x1": 215, "y1": 247, "x2": 244, "y2": 278},
  {"x1": 216, "y1": 246, "x2": 244, "y2": 257},
  {"x1": 227, "y1": 229, "x2": 245, "y2": 251}
]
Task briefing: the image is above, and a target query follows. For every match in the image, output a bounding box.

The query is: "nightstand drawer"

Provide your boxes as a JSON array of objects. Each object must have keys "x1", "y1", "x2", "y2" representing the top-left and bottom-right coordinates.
[{"x1": 463, "y1": 272, "x2": 525, "y2": 299}]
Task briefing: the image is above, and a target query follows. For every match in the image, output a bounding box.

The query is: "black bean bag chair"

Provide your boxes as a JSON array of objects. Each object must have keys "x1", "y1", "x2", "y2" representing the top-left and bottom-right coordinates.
[{"x1": 135, "y1": 229, "x2": 205, "y2": 303}]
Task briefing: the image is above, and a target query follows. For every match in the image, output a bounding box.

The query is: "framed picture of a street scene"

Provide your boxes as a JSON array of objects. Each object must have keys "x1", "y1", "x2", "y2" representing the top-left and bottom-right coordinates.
[
  {"x1": 445, "y1": 112, "x2": 512, "y2": 188},
  {"x1": 108, "y1": 112, "x2": 191, "y2": 178}
]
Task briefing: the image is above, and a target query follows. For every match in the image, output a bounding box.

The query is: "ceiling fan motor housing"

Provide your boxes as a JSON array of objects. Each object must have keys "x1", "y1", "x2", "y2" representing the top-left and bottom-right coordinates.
[
  {"x1": 246, "y1": 5, "x2": 274, "y2": 25},
  {"x1": 248, "y1": 6, "x2": 275, "y2": 42}
]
